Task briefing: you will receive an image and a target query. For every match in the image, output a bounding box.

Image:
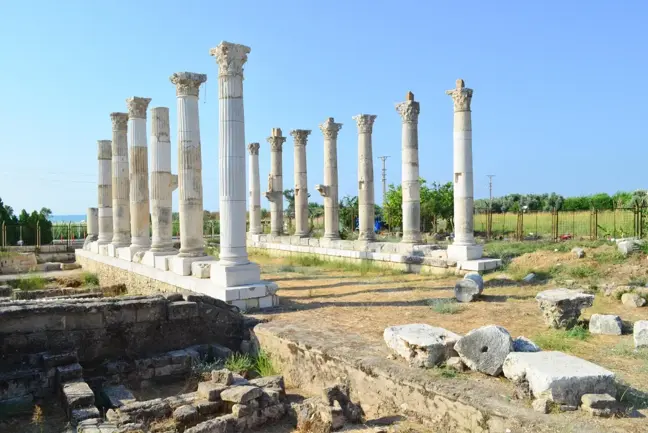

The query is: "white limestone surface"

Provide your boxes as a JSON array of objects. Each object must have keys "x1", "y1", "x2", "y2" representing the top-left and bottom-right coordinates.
[{"x1": 384, "y1": 324, "x2": 461, "y2": 367}]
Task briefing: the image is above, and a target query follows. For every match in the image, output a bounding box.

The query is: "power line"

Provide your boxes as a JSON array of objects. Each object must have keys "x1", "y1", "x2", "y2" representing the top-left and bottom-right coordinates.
[{"x1": 377, "y1": 156, "x2": 390, "y2": 203}]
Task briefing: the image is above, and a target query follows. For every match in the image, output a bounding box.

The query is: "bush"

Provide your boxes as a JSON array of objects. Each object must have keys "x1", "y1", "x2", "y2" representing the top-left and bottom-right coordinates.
[
  {"x1": 16, "y1": 275, "x2": 47, "y2": 291},
  {"x1": 428, "y1": 298, "x2": 463, "y2": 314},
  {"x1": 254, "y1": 350, "x2": 278, "y2": 377},
  {"x1": 82, "y1": 272, "x2": 99, "y2": 287},
  {"x1": 224, "y1": 353, "x2": 255, "y2": 375}
]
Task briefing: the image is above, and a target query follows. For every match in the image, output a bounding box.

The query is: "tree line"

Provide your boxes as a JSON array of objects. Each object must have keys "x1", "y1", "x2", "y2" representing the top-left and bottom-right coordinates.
[{"x1": 0, "y1": 197, "x2": 53, "y2": 245}]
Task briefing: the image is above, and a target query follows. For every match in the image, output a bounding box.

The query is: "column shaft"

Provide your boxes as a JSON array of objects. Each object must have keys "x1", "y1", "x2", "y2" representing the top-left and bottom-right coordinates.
[
  {"x1": 291, "y1": 130, "x2": 311, "y2": 237},
  {"x1": 110, "y1": 113, "x2": 130, "y2": 247},
  {"x1": 353, "y1": 115, "x2": 377, "y2": 241},
  {"x1": 97, "y1": 140, "x2": 113, "y2": 244},
  {"x1": 266, "y1": 129, "x2": 285, "y2": 236},
  {"x1": 86, "y1": 207, "x2": 98, "y2": 239},
  {"x1": 248, "y1": 143, "x2": 262, "y2": 234},
  {"x1": 317, "y1": 118, "x2": 342, "y2": 239},
  {"x1": 127, "y1": 97, "x2": 152, "y2": 249}
]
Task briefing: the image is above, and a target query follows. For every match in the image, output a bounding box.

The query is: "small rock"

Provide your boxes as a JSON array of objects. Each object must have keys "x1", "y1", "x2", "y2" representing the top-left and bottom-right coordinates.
[
  {"x1": 454, "y1": 279, "x2": 481, "y2": 303},
  {"x1": 634, "y1": 321, "x2": 648, "y2": 348},
  {"x1": 463, "y1": 273, "x2": 484, "y2": 292},
  {"x1": 249, "y1": 375, "x2": 285, "y2": 394},
  {"x1": 535, "y1": 289, "x2": 594, "y2": 329},
  {"x1": 383, "y1": 324, "x2": 461, "y2": 367},
  {"x1": 211, "y1": 369, "x2": 234, "y2": 385},
  {"x1": 453, "y1": 325, "x2": 513, "y2": 376},
  {"x1": 589, "y1": 314, "x2": 623, "y2": 335},
  {"x1": 173, "y1": 405, "x2": 198, "y2": 426},
  {"x1": 220, "y1": 385, "x2": 263, "y2": 403},
  {"x1": 560, "y1": 405, "x2": 578, "y2": 412},
  {"x1": 512, "y1": 336, "x2": 541, "y2": 352},
  {"x1": 618, "y1": 240, "x2": 637, "y2": 256},
  {"x1": 197, "y1": 382, "x2": 227, "y2": 402},
  {"x1": 446, "y1": 357, "x2": 467, "y2": 372},
  {"x1": 532, "y1": 398, "x2": 550, "y2": 414},
  {"x1": 621, "y1": 293, "x2": 646, "y2": 308},
  {"x1": 571, "y1": 248, "x2": 585, "y2": 259},
  {"x1": 522, "y1": 273, "x2": 537, "y2": 283}
]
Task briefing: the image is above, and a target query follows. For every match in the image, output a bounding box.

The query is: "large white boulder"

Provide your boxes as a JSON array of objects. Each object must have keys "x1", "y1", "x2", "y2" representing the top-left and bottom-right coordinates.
[
  {"x1": 453, "y1": 325, "x2": 513, "y2": 376},
  {"x1": 502, "y1": 351, "x2": 616, "y2": 406},
  {"x1": 454, "y1": 279, "x2": 481, "y2": 303},
  {"x1": 634, "y1": 321, "x2": 648, "y2": 348},
  {"x1": 383, "y1": 324, "x2": 461, "y2": 368},
  {"x1": 589, "y1": 314, "x2": 623, "y2": 335},
  {"x1": 535, "y1": 289, "x2": 594, "y2": 329}
]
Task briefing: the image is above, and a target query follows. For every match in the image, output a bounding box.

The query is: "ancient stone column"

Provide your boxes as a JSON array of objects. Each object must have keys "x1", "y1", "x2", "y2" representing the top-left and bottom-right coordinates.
[
  {"x1": 97, "y1": 139, "x2": 113, "y2": 246},
  {"x1": 290, "y1": 129, "x2": 311, "y2": 237},
  {"x1": 446, "y1": 79, "x2": 482, "y2": 261},
  {"x1": 247, "y1": 142, "x2": 262, "y2": 235},
  {"x1": 315, "y1": 118, "x2": 342, "y2": 239},
  {"x1": 125, "y1": 97, "x2": 152, "y2": 256},
  {"x1": 353, "y1": 114, "x2": 377, "y2": 241},
  {"x1": 170, "y1": 72, "x2": 207, "y2": 266},
  {"x1": 84, "y1": 207, "x2": 98, "y2": 250},
  {"x1": 265, "y1": 128, "x2": 286, "y2": 236},
  {"x1": 109, "y1": 112, "x2": 130, "y2": 253},
  {"x1": 396, "y1": 91, "x2": 422, "y2": 244}
]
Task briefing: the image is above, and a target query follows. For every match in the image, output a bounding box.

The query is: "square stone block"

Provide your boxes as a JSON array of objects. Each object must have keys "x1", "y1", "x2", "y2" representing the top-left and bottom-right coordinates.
[
  {"x1": 258, "y1": 295, "x2": 278, "y2": 309},
  {"x1": 191, "y1": 261, "x2": 214, "y2": 278},
  {"x1": 170, "y1": 256, "x2": 213, "y2": 276},
  {"x1": 447, "y1": 244, "x2": 483, "y2": 262},
  {"x1": 457, "y1": 258, "x2": 502, "y2": 272},
  {"x1": 89, "y1": 242, "x2": 99, "y2": 254},
  {"x1": 98, "y1": 244, "x2": 110, "y2": 256},
  {"x1": 211, "y1": 262, "x2": 261, "y2": 287},
  {"x1": 155, "y1": 254, "x2": 175, "y2": 271},
  {"x1": 141, "y1": 250, "x2": 177, "y2": 267},
  {"x1": 106, "y1": 244, "x2": 118, "y2": 257},
  {"x1": 116, "y1": 246, "x2": 146, "y2": 262}
]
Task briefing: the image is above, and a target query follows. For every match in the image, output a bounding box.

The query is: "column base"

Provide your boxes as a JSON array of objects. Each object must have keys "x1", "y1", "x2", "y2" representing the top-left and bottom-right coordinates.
[
  {"x1": 116, "y1": 246, "x2": 148, "y2": 262},
  {"x1": 447, "y1": 244, "x2": 483, "y2": 262},
  {"x1": 89, "y1": 241, "x2": 99, "y2": 254},
  {"x1": 211, "y1": 262, "x2": 261, "y2": 288},
  {"x1": 107, "y1": 244, "x2": 125, "y2": 257},
  {"x1": 142, "y1": 250, "x2": 178, "y2": 268},
  {"x1": 170, "y1": 255, "x2": 214, "y2": 277},
  {"x1": 359, "y1": 232, "x2": 376, "y2": 242},
  {"x1": 401, "y1": 233, "x2": 423, "y2": 244}
]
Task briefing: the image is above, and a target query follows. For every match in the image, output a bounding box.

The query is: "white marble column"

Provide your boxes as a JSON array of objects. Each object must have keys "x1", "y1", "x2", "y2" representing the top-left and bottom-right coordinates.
[
  {"x1": 265, "y1": 128, "x2": 285, "y2": 236},
  {"x1": 84, "y1": 207, "x2": 98, "y2": 250},
  {"x1": 169, "y1": 72, "x2": 208, "y2": 275},
  {"x1": 247, "y1": 143, "x2": 262, "y2": 235},
  {"x1": 210, "y1": 41, "x2": 263, "y2": 288},
  {"x1": 396, "y1": 91, "x2": 422, "y2": 244},
  {"x1": 142, "y1": 107, "x2": 178, "y2": 267},
  {"x1": 353, "y1": 114, "x2": 377, "y2": 241},
  {"x1": 290, "y1": 129, "x2": 311, "y2": 237},
  {"x1": 96, "y1": 139, "x2": 113, "y2": 247},
  {"x1": 315, "y1": 118, "x2": 342, "y2": 239},
  {"x1": 122, "y1": 96, "x2": 152, "y2": 259},
  {"x1": 109, "y1": 112, "x2": 130, "y2": 254},
  {"x1": 446, "y1": 79, "x2": 482, "y2": 261}
]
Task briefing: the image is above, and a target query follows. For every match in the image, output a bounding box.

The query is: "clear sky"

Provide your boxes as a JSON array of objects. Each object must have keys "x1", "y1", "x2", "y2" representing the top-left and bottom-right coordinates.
[{"x1": 0, "y1": 0, "x2": 646, "y2": 215}]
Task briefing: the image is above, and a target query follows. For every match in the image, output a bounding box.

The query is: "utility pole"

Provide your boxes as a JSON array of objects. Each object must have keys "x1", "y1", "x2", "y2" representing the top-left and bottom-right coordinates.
[
  {"x1": 487, "y1": 174, "x2": 495, "y2": 209},
  {"x1": 378, "y1": 156, "x2": 390, "y2": 203}
]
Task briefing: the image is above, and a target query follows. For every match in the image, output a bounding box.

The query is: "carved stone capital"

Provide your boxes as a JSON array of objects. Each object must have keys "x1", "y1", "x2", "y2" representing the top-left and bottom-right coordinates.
[
  {"x1": 445, "y1": 79, "x2": 473, "y2": 112},
  {"x1": 170, "y1": 72, "x2": 207, "y2": 97},
  {"x1": 352, "y1": 114, "x2": 377, "y2": 134},
  {"x1": 209, "y1": 41, "x2": 251, "y2": 77},
  {"x1": 247, "y1": 142, "x2": 260, "y2": 155},
  {"x1": 395, "y1": 100, "x2": 420, "y2": 124},
  {"x1": 126, "y1": 97, "x2": 152, "y2": 119},
  {"x1": 110, "y1": 113, "x2": 128, "y2": 131},
  {"x1": 290, "y1": 129, "x2": 311, "y2": 146},
  {"x1": 267, "y1": 128, "x2": 286, "y2": 152},
  {"x1": 315, "y1": 184, "x2": 329, "y2": 197},
  {"x1": 319, "y1": 117, "x2": 343, "y2": 140}
]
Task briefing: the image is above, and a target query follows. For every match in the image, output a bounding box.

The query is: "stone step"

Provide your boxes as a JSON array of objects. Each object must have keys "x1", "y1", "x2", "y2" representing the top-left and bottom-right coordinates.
[
  {"x1": 70, "y1": 406, "x2": 101, "y2": 426},
  {"x1": 62, "y1": 381, "x2": 95, "y2": 413},
  {"x1": 42, "y1": 351, "x2": 79, "y2": 369},
  {"x1": 100, "y1": 385, "x2": 136, "y2": 409},
  {"x1": 56, "y1": 363, "x2": 83, "y2": 384}
]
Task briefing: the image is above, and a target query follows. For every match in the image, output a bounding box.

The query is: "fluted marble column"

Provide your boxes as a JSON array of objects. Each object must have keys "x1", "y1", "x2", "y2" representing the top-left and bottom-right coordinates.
[
  {"x1": 316, "y1": 118, "x2": 342, "y2": 239},
  {"x1": 97, "y1": 139, "x2": 113, "y2": 246},
  {"x1": 353, "y1": 114, "x2": 377, "y2": 241},
  {"x1": 110, "y1": 113, "x2": 130, "y2": 252},
  {"x1": 265, "y1": 128, "x2": 285, "y2": 236},
  {"x1": 170, "y1": 72, "x2": 207, "y2": 259},
  {"x1": 149, "y1": 107, "x2": 178, "y2": 252},
  {"x1": 127, "y1": 97, "x2": 152, "y2": 253},
  {"x1": 247, "y1": 143, "x2": 262, "y2": 235},
  {"x1": 84, "y1": 207, "x2": 98, "y2": 250},
  {"x1": 290, "y1": 129, "x2": 311, "y2": 237},
  {"x1": 396, "y1": 91, "x2": 422, "y2": 244},
  {"x1": 446, "y1": 79, "x2": 482, "y2": 261}
]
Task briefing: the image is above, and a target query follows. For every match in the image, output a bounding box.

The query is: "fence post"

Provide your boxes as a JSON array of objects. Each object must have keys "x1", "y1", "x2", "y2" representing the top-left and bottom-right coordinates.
[
  {"x1": 36, "y1": 221, "x2": 40, "y2": 247},
  {"x1": 1, "y1": 222, "x2": 5, "y2": 248},
  {"x1": 487, "y1": 210, "x2": 492, "y2": 240},
  {"x1": 67, "y1": 222, "x2": 71, "y2": 249}
]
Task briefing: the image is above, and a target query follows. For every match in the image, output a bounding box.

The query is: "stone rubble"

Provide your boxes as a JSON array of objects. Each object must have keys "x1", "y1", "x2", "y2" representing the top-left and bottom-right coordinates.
[
  {"x1": 294, "y1": 383, "x2": 364, "y2": 433},
  {"x1": 532, "y1": 398, "x2": 550, "y2": 414},
  {"x1": 454, "y1": 278, "x2": 481, "y2": 303},
  {"x1": 571, "y1": 247, "x2": 585, "y2": 258},
  {"x1": 512, "y1": 336, "x2": 541, "y2": 352},
  {"x1": 535, "y1": 288, "x2": 594, "y2": 329},
  {"x1": 453, "y1": 325, "x2": 513, "y2": 376},
  {"x1": 588, "y1": 314, "x2": 623, "y2": 335},
  {"x1": 621, "y1": 292, "x2": 646, "y2": 307},
  {"x1": 580, "y1": 393, "x2": 623, "y2": 417},
  {"x1": 634, "y1": 320, "x2": 648, "y2": 348},
  {"x1": 383, "y1": 324, "x2": 461, "y2": 367}
]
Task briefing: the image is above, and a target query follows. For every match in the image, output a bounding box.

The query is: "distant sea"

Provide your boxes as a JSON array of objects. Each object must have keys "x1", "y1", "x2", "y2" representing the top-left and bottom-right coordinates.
[{"x1": 50, "y1": 214, "x2": 86, "y2": 223}]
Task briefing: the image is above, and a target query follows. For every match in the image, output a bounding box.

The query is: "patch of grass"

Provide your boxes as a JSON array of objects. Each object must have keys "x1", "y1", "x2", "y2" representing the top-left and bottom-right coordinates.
[
  {"x1": 254, "y1": 350, "x2": 278, "y2": 377},
  {"x1": 15, "y1": 275, "x2": 47, "y2": 291},
  {"x1": 224, "y1": 353, "x2": 255, "y2": 375},
  {"x1": 564, "y1": 324, "x2": 590, "y2": 340},
  {"x1": 427, "y1": 298, "x2": 463, "y2": 315},
  {"x1": 592, "y1": 250, "x2": 626, "y2": 265},
  {"x1": 81, "y1": 272, "x2": 99, "y2": 287},
  {"x1": 278, "y1": 265, "x2": 296, "y2": 273},
  {"x1": 532, "y1": 325, "x2": 591, "y2": 352},
  {"x1": 0, "y1": 250, "x2": 17, "y2": 258},
  {"x1": 190, "y1": 357, "x2": 223, "y2": 381},
  {"x1": 629, "y1": 277, "x2": 648, "y2": 287},
  {"x1": 206, "y1": 246, "x2": 220, "y2": 259},
  {"x1": 564, "y1": 265, "x2": 599, "y2": 280},
  {"x1": 282, "y1": 253, "x2": 402, "y2": 277}
]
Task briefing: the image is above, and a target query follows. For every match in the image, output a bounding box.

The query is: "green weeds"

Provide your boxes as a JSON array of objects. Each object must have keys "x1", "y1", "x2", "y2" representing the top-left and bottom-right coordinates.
[{"x1": 427, "y1": 298, "x2": 463, "y2": 315}]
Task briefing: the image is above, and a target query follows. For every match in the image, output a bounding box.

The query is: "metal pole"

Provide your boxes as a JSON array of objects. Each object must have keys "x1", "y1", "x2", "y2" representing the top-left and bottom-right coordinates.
[{"x1": 377, "y1": 156, "x2": 390, "y2": 204}]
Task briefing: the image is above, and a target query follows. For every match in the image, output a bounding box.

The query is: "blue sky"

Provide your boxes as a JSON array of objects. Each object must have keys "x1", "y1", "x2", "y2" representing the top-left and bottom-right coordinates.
[{"x1": 0, "y1": 0, "x2": 646, "y2": 215}]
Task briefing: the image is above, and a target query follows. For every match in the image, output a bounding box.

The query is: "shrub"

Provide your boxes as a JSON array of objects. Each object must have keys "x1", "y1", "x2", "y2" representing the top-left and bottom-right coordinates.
[
  {"x1": 224, "y1": 353, "x2": 255, "y2": 375},
  {"x1": 16, "y1": 275, "x2": 46, "y2": 291},
  {"x1": 254, "y1": 350, "x2": 278, "y2": 377},
  {"x1": 82, "y1": 272, "x2": 99, "y2": 287},
  {"x1": 428, "y1": 298, "x2": 463, "y2": 315}
]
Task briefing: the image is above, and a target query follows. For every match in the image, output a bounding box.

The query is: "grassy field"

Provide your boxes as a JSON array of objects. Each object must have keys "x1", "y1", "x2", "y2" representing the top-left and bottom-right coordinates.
[{"x1": 474, "y1": 209, "x2": 639, "y2": 239}]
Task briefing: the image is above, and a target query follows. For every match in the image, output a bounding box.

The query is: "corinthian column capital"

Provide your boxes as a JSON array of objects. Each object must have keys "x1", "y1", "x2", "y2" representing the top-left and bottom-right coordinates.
[
  {"x1": 247, "y1": 142, "x2": 260, "y2": 155},
  {"x1": 319, "y1": 117, "x2": 343, "y2": 140},
  {"x1": 352, "y1": 114, "x2": 377, "y2": 134},
  {"x1": 395, "y1": 91, "x2": 420, "y2": 123},
  {"x1": 266, "y1": 128, "x2": 286, "y2": 151},
  {"x1": 110, "y1": 112, "x2": 128, "y2": 131},
  {"x1": 126, "y1": 97, "x2": 152, "y2": 119},
  {"x1": 445, "y1": 79, "x2": 473, "y2": 112},
  {"x1": 209, "y1": 41, "x2": 251, "y2": 77},
  {"x1": 290, "y1": 129, "x2": 311, "y2": 146},
  {"x1": 170, "y1": 72, "x2": 207, "y2": 97}
]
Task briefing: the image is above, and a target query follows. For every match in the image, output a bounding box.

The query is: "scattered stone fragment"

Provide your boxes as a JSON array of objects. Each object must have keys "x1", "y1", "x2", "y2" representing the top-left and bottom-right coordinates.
[
  {"x1": 57, "y1": 363, "x2": 83, "y2": 383},
  {"x1": 463, "y1": 272, "x2": 484, "y2": 292},
  {"x1": 70, "y1": 406, "x2": 101, "y2": 426},
  {"x1": 173, "y1": 404, "x2": 198, "y2": 426},
  {"x1": 621, "y1": 293, "x2": 646, "y2": 308},
  {"x1": 571, "y1": 247, "x2": 585, "y2": 259},
  {"x1": 634, "y1": 320, "x2": 648, "y2": 348},
  {"x1": 454, "y1": 279, "x2": 481, "y2": 303},
  {"x1": 581, "y1": 393, "x2": 622, "y2": 417},
  {"x1": 453, "y1": 325, "x2": 513, "y2": 376},
  {"x1": 184, "y1": 416, "x2": 235, "y2": 433},
  {"x1": 589, "y1": 314, "x2": 623, "y2": 335},
  {"x1": 512, "y1": 336, "x2": 541, "y2": 352},
  {"x1": 197, "y1": 381, "x2": 227, "y2": 402},
  {"x1": 618, "y1": 240, "x2": 637, "y2": 256},
  {"x1": 503, "y1": 351, "x2": 615, "y2": 406},
  {"x1": 193, "y1": 400, "x2": 221, "y2": 416},
  {"x1": 559, "y1": 405, "x2": 577, "y2": 412},
  {"x1": 383, "y1": 324, "x2": 461, "y2": 367},
  {"x1": 322, "y1": 383, "x2": 364, "y2": 424},
  {"x1": 249, "y1": 375, "x2": 286, "y2": 396},
  {"x1": 118, "y1": 398, "x2": 172, "y2": 421},
  {"x1": 532, "y1": 398, "x2": 550, "y2": 414},
  {"x1": 220, "y1": 385, "x2": 263, "y2": 403},
  {"x1": 62, "y1": 381, "x2": 95, "y2": 411},
  {"x1": 512, "y1": 378, "x2": 532, "y2": 400},
  {"x1": 296, "y1": 397, "x2": 344, "y2": 433},
  {"x1": 445, "y1": 357, "x2": 467, "y2": 372},
  {"x1": 522, "y1": 273, "x2": 537, "y2": 283},
  {"x1": 101, "y1": 385, "x2": 136, "y2": 408},
  {"x1": 535, "y1": 289, "x2": 594, "y2": 329},
  {"x1": 211, "y1": 368, "x2": 234, "y2": 385}
]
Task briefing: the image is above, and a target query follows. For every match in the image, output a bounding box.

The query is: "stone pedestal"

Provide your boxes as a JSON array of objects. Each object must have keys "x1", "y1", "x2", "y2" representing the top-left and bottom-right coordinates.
[
  {"x1": 353, "y1": 114, "x2": 377, "y2": 241},
  {"x1": 84, "y1": 207, "x2": 98, "y2": 250},
  {"x1": 446, "y1": 79, "x2": 481, "y2": 262},
  {"x1": 290, "y1": 129, "x2": 311, "y2": 237},
  {"x1": 97, "y1": 139, "x2": 113, "y2": 246},
  {"x1": 110, "y1": 112, "x2": 131, "y2": 251},
  {"x1": 316, "y1": 118, "x2": 342, "y2": 239},
  {"x1": 248, "y1": 143, "x2": 262, "y2": 235},
  {"x1": 265, "y1": 128, "x2": 285, "y2": 236},
  {"x1": 170, "y1": 72, "x2": 207, "y2": 268},
  {"x1": 396, "y1": 92, "x2": 422, "y2": 244},
  {"x1": 143, "y1": 106, "x2": 179, "y2": 267}
]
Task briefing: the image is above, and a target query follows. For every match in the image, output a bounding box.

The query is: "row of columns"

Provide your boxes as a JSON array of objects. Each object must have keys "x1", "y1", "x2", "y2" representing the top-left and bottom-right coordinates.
[{"x1": 246, "y1": 81, "x2": 478, "y2": 260}]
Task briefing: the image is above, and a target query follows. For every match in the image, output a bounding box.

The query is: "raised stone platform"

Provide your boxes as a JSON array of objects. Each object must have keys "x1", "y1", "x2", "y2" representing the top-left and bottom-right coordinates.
[{"x1": 76, "y1": 249, "x2": 278, "y2": 311}]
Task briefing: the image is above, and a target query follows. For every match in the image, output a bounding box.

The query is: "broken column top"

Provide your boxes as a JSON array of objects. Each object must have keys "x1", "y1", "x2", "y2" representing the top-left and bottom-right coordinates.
[
  {"x1": 169, "y1": 72, "x2": 207, "y2": 97},
  {"x1": 247, "y1": 142, "x2": 260, "y2": 154},
  {"x1": 445, "y1": 78, "x2": 473, "y2": 112},
  {"x1": 126, "y1": 97, "x2": 152, "y2": 119},
  {"x1": 319, "y1": 117, "x2": 343, "y2": 138},
  {"x1": 267, "y1": 128, "x2": 286, "y2": 150},
  {"x1": 406, "y1": 91, "x2": 414, "y2": 101}
]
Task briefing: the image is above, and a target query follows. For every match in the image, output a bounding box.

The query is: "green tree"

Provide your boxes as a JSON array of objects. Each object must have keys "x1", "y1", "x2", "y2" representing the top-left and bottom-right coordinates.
[
  {"x1": 382, "y1": 184, "x2": 402, "y2": 229},
  {"x1": 338, "y1": 195, "x2": 358, "y2": 231}
]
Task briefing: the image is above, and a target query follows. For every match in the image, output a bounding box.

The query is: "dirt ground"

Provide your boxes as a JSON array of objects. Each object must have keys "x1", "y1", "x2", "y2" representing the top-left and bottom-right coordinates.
[{"x1": 251, "y1": 242, "x2": 648, "y2": 425}]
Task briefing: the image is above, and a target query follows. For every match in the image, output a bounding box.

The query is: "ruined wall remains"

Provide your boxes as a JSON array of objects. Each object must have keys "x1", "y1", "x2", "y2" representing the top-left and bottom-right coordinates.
[{"x1": 0, "y1": 253, "x2": 38, "y2": 274}]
